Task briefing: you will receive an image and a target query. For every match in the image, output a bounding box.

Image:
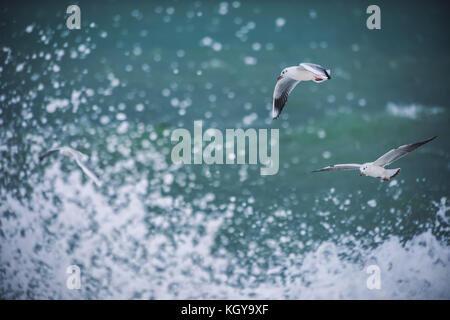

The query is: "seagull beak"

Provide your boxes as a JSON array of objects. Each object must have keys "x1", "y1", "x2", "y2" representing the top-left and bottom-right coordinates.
[
  {"x1": 360, "y1": 172, "x2": 364, "y2": 176},
  {"x1": 277, "y1": 75, "x2": 283, "y2": 80}
]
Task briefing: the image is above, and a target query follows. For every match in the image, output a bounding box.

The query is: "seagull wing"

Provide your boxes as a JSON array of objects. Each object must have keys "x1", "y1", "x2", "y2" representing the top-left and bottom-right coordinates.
[
  {"x1": 299, "y1": 62, "x2": 331, "y2": 79},
  {"x1": 372, "y1": 136, "x2": 437, "y2": 167},
  {"x1": 39, "y1": 148, "x2": 60, "y2": 162},
  {"x1": 65, "y1": 147, "x2": 102, "y2": 186},
  {"x1": 74, "y1": 157, "x2": 103, "y2": 186},
  {"x1": 312, "y1": 164, "x2": 361, "y2": 172},
  {"x1": 272, "y1": 76, "x2": 300, "y2": 119}
]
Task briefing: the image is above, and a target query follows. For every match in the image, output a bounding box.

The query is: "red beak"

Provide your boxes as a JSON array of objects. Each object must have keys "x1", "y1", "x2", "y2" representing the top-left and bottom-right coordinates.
[{"x1": 277, "y1": 75, "x2": 283, "y2": 80}]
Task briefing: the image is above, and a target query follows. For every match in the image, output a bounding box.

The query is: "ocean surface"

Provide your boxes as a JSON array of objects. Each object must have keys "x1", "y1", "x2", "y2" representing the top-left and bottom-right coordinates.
[{"x1": 1, "y1": 0, "x2": 449, "y2": 299}]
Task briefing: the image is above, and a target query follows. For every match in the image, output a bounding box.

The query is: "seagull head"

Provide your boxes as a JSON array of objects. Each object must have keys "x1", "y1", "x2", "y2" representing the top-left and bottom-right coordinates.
[
  {"x1": 277, "y1": 68, "x2": 288, "y2": 80},
  {"x1": 360, "y1": 164, "x2": 369, "y2": 176}
]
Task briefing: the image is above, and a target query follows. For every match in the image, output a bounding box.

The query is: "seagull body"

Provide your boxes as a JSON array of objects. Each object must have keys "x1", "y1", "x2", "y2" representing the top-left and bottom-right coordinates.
[
  {"x1": 39, "y1": 146, "x2": 102, "y2": 186},
  {"x1": 361, "y1": 165, "x2": 401, "y2": 181},
  {"x1": 272, "y1": 62, "x2": 331, "y2": 119},
  {"x1": 312, "y1": 136, "x2": 437, "y2": 181}
]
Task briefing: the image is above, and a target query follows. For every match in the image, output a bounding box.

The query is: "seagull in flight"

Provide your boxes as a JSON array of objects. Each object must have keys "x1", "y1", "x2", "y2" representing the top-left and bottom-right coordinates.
[
  {"x1": 39, "y1": 146, "x2": 102, "y2": 186},
  {"x1": 312, "y1": 136, "x2": 437, "y2": 181},
  {"x1": 272, "y1": 62, "x2": 331, "y2": 119}
]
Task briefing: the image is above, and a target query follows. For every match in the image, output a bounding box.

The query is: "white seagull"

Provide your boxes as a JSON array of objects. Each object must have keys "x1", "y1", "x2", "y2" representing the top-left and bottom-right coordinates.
[
  {"x1": 312, "y1": 136, "x2": 437, "y2": 181},
  {"x1": 39, "y1": 146, "x2": 102, "y2": 186},
  {"x1": 272, "y1": 62, "x2": 331, "y2": 119}
]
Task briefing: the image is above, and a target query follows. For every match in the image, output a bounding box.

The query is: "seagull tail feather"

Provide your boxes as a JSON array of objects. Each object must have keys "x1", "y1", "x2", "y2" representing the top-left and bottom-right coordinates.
[{"x1": 388, "y1": 168, "x2": 401, "y2": 180}]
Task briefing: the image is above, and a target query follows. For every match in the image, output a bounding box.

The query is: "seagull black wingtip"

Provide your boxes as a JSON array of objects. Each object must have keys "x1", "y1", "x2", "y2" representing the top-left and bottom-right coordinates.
[
  {"x1": 39, "y1": 153, "x2": 49, "y2": 162},
  {"x1": 421, "y1": 135, "x2": 438, "y2": 144}
]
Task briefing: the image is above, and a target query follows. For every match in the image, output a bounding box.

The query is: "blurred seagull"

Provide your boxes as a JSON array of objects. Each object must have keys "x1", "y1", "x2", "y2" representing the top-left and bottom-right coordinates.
[
  {"x1": 39, "y1": 146, "x2": 102, "y2": 186},
  {"x1": 312, "y1": 136, "x2": 437, "y2": 181},
  {"x1": 272, "y1": 62, "x2": 331, "y2": 119}
]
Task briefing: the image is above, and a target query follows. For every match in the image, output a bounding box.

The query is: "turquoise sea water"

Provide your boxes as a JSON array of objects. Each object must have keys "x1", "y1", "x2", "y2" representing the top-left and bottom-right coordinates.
[{"x1": 0, "y1": 0, "x2": 449, "y2": 299}]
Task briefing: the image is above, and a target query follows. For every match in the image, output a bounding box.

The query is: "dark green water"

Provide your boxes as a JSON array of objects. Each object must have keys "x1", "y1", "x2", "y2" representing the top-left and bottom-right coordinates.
[{"x1": 0, "y1": 0, "x2": 449, "y2": 299}]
